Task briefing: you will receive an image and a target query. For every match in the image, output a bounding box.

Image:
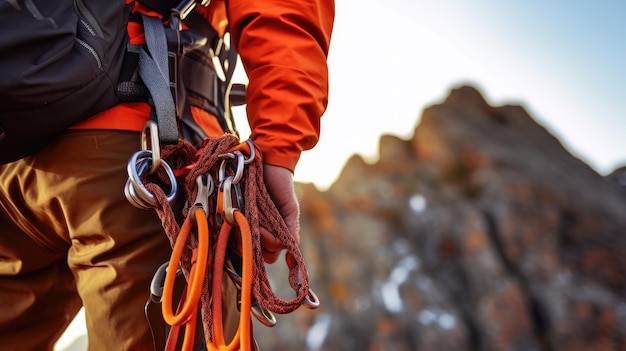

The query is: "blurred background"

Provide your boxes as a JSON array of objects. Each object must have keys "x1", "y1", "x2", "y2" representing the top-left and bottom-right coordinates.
[
  {"x1": 55, "y1": 1, "x2": 626, "y2": 350},
  {"x1": 294, "y1": 0, "x2": 626, "y2": 190}
]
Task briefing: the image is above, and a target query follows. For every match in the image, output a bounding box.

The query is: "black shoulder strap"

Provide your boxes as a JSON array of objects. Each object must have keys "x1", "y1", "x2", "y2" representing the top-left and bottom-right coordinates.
[{"x1": 138, "y1": 14, "x2": 180, "y2": 144}]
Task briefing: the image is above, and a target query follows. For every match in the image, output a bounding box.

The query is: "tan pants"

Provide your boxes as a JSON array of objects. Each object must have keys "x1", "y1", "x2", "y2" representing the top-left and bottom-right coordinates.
[{"x1": 0, "y1": 130, "x2": 238, "y2": 350}]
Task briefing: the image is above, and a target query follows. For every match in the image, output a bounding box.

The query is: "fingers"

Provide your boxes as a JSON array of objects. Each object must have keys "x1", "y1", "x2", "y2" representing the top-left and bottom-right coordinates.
[
  {"x1": 230, "y1": 164, "x2": 302, "y2": 264},
  {"x1": 259, "y1": 227, "x2": 282, "y2": 263},
  {"x1": 262, "y1": 164, "x2": 301, "y2": 245},
  {"x1": 259, "y1": 164, "x2": 301, "y2": 263}
]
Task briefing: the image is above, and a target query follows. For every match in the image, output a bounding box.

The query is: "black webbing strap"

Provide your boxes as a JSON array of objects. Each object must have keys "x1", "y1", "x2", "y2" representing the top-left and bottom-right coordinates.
[
  {"x1": 181, "y1": 54, "x2": 219, "y2": 106},
  {"x1": 138, "y1": 14, "x2": 179, "y2": 145},
  {"x1": 129, "y1": 3, "x2": 246, "y2": 145}
]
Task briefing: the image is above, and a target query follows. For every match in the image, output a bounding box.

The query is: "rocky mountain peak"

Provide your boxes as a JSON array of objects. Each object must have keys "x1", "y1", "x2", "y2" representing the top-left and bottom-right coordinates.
[{"x1": 255, "y1": 85, "x2": 626, "y2": 351}]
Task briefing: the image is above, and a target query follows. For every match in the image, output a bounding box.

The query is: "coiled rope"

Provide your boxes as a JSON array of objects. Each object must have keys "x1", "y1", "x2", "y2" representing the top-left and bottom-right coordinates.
[{"x1": 140, "y1": 134, "x2": 314, "y2": 350}]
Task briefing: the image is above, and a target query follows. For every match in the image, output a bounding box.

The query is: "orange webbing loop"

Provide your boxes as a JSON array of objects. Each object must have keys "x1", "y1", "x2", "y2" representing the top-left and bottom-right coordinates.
[
  {"x1": 207, "y1": 210, "x2": 253, "y2": 351},
  {"x1": 227, "y1": 140, "x2": 253, "y2": 158},
  {"x1": 162, "y1": 207, "x2": 210, "y2": 351}
]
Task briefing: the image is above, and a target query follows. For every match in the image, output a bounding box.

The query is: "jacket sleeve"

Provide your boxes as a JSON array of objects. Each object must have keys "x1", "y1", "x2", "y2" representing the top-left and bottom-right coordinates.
[{"x1": 227, "y1": 0, "x2": 335, "y2": 172}]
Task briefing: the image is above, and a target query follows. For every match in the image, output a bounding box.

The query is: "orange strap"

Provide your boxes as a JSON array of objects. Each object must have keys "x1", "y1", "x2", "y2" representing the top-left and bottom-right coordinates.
[
  {"x1": 161, "y1": 207, "x2": 209, "y2": 351},
  {"x1": 207, "y1": 210, "x2": 253, "y2": 351},
  {"x1": 161, "y1": 207, "x2": 253, "y2": 351}
]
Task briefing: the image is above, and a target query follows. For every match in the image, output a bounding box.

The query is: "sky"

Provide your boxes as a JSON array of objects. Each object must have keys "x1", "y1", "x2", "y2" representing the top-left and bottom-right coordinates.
[
  {"x1": 248, "y1": 0, "x2": 626, "y2": 190},
  {"x1": 54, "y1": 1, "x2": 626, "y2": 349}
]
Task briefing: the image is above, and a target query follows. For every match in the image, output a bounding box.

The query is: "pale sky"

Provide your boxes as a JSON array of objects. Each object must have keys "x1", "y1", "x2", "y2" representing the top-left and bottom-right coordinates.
[
  {"x1": 54, "y1": 1, "x2": 626, "y2": 349},
  {"x1": 289, "y1": 0, "x2": 626, "y2": 189}
]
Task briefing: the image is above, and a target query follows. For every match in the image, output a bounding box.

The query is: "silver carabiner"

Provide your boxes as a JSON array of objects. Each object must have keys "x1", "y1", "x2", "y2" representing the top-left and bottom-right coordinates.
[
  {"x1": 217, "y1": 175, "x2": 236, "y2": 225},
  {"x1": 218, "y1": 151, "x2": 245, "y2": 185},
  {"x1": 242, "y1": 139, "x2": 256, "y2": 164},
  {"x1": 124, "y1": 157, "x2": 154, "y2": 209},
  {"x1": 126, "y1": 150, "x2": 178, "y2": 208},
  {"x1": 302, "y1": 288, "x2": 320, "y2": 309},
  {"x1": 149, "y1": 261, "x2": 183, "y2": 303},
  {"x1": 251, "y1": 303, "x2": 277, "y2": 328},
  {"x1": 287, "y1": 253, "x2": 321, "y2": 309},
  {"x1": 190, "y1": 174, "x2": 214, "y2": 218},
  {"x1": 224, "y1": 265, "x2": 277, "y2": 327},
  {"x1": 141, "y1": 121, "x2": 161, "y2": 175}
]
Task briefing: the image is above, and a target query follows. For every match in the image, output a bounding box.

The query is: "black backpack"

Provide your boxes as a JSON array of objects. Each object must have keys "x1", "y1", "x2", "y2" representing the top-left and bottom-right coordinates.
[{"x1": 0, "y1": 0, "x2": 242, "y2": 164}]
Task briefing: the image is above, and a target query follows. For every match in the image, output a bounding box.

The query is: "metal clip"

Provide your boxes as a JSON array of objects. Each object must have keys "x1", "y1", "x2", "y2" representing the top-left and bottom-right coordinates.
[
  {"x1": 125, "y1": 149, "x2": 178, "y2": 209},
  {"x1": 298, "y1": 268, "x2": 320, "y2": 309},
  {"x1": 216, "y1": 173, "x2": 246, "y2": 225},
  {"x1": 302, "y1": 287, "x2": 320, "y2": 309},
  {"x1": 124, "y1": 157, "x2": 153, "y2": 209},
  {"x1": 149, "y1": 261, "x2": 183, "y2": 303},
  {"x1": 242, "y1": 140, "x2": 256, "y2": 164},
  {"x1": 225, "y1": 139, "x2": 256, "y2": 165},
  {"x1": 218, "y1": 150, "x2": 245, "y2": 185},
  {"x1": 190, "y1": 174, "x2": 214, "y2": 219},
  {"x1": 216, "y1": 175, "x2": 235, "y2": 225},
  {"x1": 215, "y1": 150, "x2": 245, "y2": 224},
  {"x1": 251, "y1": 302, "x2": 277, "y2": 328},
  {"x1": 141, "y1": 121, "x2": 161, "y2": 175},
  {"x1": 286, "y1": 253, "x2": 320, "y2": 309},
  {"x1": 225, "y1": 265, "x2": 277, "y2": 327}
]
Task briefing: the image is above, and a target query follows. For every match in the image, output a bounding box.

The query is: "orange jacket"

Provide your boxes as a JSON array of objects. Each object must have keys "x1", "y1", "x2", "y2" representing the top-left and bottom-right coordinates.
[{"x1": 74, "y1": 0, "x2": 334, "y2": 172}]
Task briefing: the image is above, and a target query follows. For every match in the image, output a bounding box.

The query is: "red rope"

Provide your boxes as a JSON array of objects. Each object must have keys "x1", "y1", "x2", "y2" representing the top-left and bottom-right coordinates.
[{"x1": 143, "y1": 134, "x2": 312, "y2": 347}]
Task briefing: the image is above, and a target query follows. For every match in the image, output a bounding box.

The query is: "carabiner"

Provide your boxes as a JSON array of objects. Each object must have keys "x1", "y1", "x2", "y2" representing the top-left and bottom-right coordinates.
[
  {"x1": 286, "y1": 253, "x2": 320, "y2": 309},
  {"x1": 216, "y1": 175, "x2": 235, "y2": 225},
  {"x1": 223, "y1": 139, "x2": 256, "y2": 165},
  {"x1": 302, "y1": 288, "x2": 321, "y2": 309},
  {"x1": 140, "y1": 121, "x2": 161, "y2": 175},
  {"x1": 251, "y1": 302, "x2": 277, "y2": 327},
  {"x1": 149, "y1": 261, "x2": 183, "y2": 303},
  {"x1": 126, "y1": 149, "x2": 178, "y2": 208},
  {"x1": 224, "y1": 265, "x2": 277, "y2": 327},
  {"x1": 190, "y1": 174, "x2": 213, "y2": 219},
  {"x1": 218, "y1": 150, "x2": 245, "y2": 185},
  {"x1": 124, "y1": 157, "x2": 153, "y2": 209},
  {"x1": 243, "y1": 139, "x2": 256, "y2": 164}
]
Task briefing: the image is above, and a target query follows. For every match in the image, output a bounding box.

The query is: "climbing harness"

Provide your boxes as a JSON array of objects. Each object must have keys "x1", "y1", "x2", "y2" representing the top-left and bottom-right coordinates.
[
  {"x1": 126, "y1": 130, "x2": 319, "y2": 351},
  {"x1": 122, "y1": 1, "x2": 318, "y2": 348}
]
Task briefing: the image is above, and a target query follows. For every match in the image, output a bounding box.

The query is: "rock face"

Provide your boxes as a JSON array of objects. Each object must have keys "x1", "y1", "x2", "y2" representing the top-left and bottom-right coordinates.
[{"x1": 254, "y1": 85, "x2": 626, "y2": 351}]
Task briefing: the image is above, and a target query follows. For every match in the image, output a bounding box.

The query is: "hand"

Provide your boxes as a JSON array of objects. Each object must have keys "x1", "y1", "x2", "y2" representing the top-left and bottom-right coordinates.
[{"x1": 259, "y1": 164, "x2": 300, "y2": 263}]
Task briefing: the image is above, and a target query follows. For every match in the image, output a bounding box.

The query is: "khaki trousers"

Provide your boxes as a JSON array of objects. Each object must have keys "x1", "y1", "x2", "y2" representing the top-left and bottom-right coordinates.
[{"x1": 0, "y1": 130, "x2": 238, "y2": 350}]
